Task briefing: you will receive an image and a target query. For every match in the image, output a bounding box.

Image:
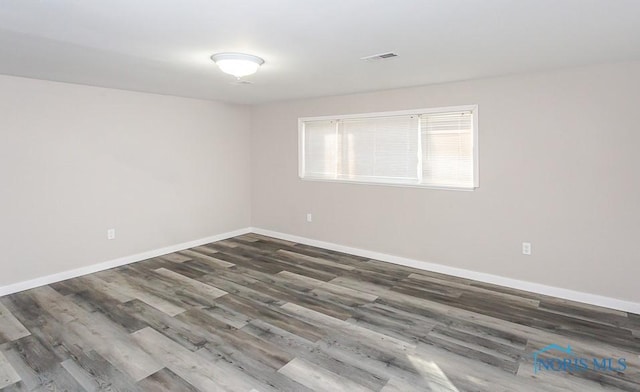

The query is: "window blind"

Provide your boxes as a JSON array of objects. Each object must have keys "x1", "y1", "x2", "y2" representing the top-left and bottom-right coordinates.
[
  {"x1": 420, "y1": 111, "x2": 474, "y2": 188},
  {"x1": 337, "y1": 115, "x2": 419, "y2": 184},
  {"x1": 302, "y1": 120, "x2": 338, "y2": 178},
  {"x1": 300, "y1": 106, "x2": 477, "y2": 190}
]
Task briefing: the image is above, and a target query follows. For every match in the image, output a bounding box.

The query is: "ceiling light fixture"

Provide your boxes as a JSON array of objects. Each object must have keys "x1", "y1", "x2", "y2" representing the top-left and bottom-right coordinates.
[{"x1": 210, "y1": 52, "x2": 264, "y2": 78}]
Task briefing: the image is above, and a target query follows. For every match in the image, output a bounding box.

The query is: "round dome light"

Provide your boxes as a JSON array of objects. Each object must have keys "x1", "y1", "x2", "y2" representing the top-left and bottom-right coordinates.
[{"x1": 210, "y1": 53, "x2": 264, "y2": 78}]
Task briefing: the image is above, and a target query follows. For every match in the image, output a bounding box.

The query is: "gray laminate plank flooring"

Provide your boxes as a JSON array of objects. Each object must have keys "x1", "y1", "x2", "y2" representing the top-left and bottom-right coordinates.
[{"x1": 0, "y1": 234, "x2": 638, "y2": 391}]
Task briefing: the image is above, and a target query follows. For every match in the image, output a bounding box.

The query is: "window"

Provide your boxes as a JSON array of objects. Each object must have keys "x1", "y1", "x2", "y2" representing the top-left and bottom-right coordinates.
[{"x1": 299, "y1": 105, "x2": 478, "y2": 190}]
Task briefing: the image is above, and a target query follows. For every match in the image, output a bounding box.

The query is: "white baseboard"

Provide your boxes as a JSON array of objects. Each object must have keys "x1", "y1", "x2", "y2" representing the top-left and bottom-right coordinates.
[
  {"x1": 0, "y1": 227, "x2": 252, "y2": 297},
  {"x1": 3, "y1": 226, "x2": 638, "y2": 315},
  {"x1": 250, "y1": 227, "x2": 640, "y2": 315}
]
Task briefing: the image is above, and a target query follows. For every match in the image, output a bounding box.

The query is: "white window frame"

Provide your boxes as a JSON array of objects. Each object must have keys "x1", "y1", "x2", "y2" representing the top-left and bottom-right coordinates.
[{"x1": 298, "y1": 105, "x2": 479, "y2": 191}]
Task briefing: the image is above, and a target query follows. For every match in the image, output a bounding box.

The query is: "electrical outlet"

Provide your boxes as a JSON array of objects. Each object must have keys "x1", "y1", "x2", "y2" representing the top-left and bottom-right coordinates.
[
  {"x1": 522, "y1": 242, "x2": 531, "y2": 255},
  {"x1": 306, "y1": 213, "x2": 313, "y2": 222},
  {"x1": 107, "y1": 229, "x2": 116, "y2": 240}
]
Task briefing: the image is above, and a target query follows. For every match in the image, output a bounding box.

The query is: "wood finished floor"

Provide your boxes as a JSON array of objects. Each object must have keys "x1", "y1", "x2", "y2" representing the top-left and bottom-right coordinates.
[{"x1": 0, "y1": 233, "x2": 638, "y2": 391}]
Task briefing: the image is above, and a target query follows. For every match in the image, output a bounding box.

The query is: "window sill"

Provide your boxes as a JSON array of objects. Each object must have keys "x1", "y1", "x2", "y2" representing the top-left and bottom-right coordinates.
[{"x1": 299, "y1": 177, "x2": 477, "y2": 192}]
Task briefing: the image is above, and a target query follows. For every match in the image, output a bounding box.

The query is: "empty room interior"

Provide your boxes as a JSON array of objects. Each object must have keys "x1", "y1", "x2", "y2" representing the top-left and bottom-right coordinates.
[{"x1": 1, "y1": 1, "x2": 639, "y2": 391}]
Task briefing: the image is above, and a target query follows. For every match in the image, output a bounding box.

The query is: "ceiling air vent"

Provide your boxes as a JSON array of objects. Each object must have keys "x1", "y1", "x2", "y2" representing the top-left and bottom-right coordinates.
[{"x1": 360, "y1": 52, "x2": 398, "y2": 61}]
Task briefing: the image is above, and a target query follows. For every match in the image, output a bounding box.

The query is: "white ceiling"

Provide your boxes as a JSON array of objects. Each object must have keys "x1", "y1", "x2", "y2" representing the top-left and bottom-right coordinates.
[{"x1": 1, "y1": 0, "x2": 639, "y2": 104}]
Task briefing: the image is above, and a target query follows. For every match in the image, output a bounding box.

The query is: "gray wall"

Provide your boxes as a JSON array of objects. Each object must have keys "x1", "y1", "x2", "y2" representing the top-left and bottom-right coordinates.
[
  {"x1": 3, "y1": 61, "x2": 639, "y2": 303},
  {"x1": 0, "y1": 75, "x2": 251, "y2": 286},
  {"x1": 250, "y1": 61, "x2": 640, "y2": 303}
]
